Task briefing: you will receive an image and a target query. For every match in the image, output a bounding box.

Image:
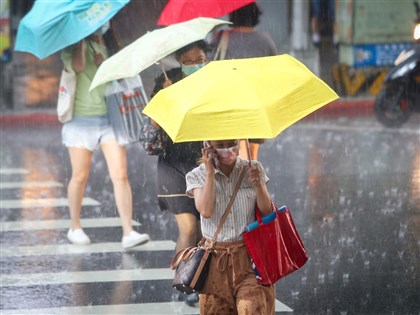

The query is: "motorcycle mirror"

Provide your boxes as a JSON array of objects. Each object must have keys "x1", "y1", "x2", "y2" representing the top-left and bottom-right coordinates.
[
  {"x1": 415, "y1": 23, "x2": 420, "y2": 40},
  {"x1": 414, "y1": 2, "x2": 420, "y2": 40}
]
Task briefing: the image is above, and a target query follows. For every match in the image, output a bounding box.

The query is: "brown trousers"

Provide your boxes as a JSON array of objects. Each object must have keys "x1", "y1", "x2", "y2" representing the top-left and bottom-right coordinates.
[{"x1": 200, "y1": 240, "x2": 275, "y2": 315}]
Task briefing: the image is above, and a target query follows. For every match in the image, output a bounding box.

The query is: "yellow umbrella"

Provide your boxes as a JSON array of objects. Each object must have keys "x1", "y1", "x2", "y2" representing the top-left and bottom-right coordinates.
[{"x1": 143, "y1": 54, "x2": 339, "y2": 143}]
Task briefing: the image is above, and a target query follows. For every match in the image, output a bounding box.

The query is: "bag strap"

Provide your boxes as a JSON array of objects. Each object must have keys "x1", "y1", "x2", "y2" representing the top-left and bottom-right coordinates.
[
  {"x1": 170, "y1": 246, "x2": 198, "y2": 269},
  {"x1": 189, "y1": 248, "x2": 211, "y2": 289},
  {"x1": 213, "y1": 30, "x2": 229, "y2": 61},
  {"x1": 210, "y1": 166, "x2": 247, "y2": 244}
]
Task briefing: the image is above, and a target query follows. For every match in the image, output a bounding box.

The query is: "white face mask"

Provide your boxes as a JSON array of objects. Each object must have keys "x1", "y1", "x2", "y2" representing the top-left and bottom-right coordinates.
[
  {"x1": 93, "y1": 21, "x2": 110, "y2": 36},
  {"x1": 216, "y1": 146, "x2": 239, "y2": 165}
]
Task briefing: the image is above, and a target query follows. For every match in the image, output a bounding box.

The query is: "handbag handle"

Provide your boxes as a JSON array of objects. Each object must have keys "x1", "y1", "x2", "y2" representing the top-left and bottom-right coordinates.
[
  {"x1": 255, "y1": 201, "x2": 277, "y2": 223},
  {"x1": 209, "y1": 166, "x2": 247, "y2": 244},
  {"x1": 170, "y1": 246, "x2": 199, "y2": 269},
  {"x1": 213, "y1": 30, "x2": 229, "y2": 61}
]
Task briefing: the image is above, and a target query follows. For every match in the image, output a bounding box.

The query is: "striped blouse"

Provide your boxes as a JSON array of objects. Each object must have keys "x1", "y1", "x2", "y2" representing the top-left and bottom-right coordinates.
[{"x1": 186, "y1": 158, "x2": 269, "y2": 242}]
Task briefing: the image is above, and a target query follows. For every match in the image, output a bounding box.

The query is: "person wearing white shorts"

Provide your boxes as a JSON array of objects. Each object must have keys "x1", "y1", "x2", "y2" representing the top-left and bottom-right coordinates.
[{"x1": 61, "y1": 25, "x2": 149, "y2": 249}]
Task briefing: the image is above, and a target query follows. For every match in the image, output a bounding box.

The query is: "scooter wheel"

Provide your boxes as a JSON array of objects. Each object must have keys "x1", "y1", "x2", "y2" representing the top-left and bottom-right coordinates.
[{"x1": 374, "y1": 88, "x2": 411, "y2": 128}]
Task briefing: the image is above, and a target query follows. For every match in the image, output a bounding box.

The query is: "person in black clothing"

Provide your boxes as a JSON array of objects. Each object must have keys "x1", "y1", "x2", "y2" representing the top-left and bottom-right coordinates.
[
  {"x1": 150, "y1": 40, "x2": 208, "y2": 306},
  {"x1": 151, "y1": 40, "x2": 208, "y2": 252}
]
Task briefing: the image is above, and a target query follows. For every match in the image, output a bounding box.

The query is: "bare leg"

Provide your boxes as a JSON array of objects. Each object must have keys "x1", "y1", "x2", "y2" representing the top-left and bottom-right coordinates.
[
  {"x1": 238, "y1": 139, "x2": 248, "y2": 160},
  {"x1": 174, "y1": 212, "x2": 200, "y2": 253},
  {"x1": 101, "y1": 140, "x2": 133, "y2": 236},
  {"x1": 311, "y1": 16, "x2": 321, "y2": 45},
  {"x1": 67, "y1": 147, "x2": 93, "y2": 230},
  {"x1": 311, "y1": 16, "x2": 319, "y2": 35},
  {"x1": 250, "y1": 143, "x2": 260, "y2": 160},
  {"x1": 239, "y1": 140, "x2": 260, "y2": 161}
]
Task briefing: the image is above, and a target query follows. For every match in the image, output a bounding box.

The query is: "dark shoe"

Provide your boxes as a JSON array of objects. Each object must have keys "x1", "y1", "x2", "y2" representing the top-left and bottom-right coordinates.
[{"x1": 184, "y1": 292, "x2": 199, "y2": 306}]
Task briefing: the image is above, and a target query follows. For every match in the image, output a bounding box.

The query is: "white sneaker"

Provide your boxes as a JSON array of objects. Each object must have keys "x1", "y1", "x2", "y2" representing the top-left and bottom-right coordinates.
[
  {"x1": 67, "y1": 228, "x2": 91, "y2": 245},
  {"x1": 312, "y1": 32, "x2": 321, "y2": 45},
  {"x1": 122, "y1": 231, "x2": 150, "y2": 249}
]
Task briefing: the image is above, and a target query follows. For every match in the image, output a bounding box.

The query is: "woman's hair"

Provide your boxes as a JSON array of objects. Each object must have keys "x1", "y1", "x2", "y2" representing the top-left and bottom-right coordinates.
[
  {"x1": 103, "y1": 22, "x2": 121, "y2": 56},
  {"x1": 229, "y1": 3, "x2": 262, "y2": 27},
  {"x1": 88, "y1": 21, "x2": 119, "y2": 56},
  {"x1": 175, "y1": 40, "x2": 209, "y2": 60}
]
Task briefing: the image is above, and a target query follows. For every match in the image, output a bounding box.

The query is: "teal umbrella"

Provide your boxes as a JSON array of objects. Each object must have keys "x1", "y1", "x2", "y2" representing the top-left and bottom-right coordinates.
[{"x1": 15, "y1": 0, "x2": 130, "y2": 60}]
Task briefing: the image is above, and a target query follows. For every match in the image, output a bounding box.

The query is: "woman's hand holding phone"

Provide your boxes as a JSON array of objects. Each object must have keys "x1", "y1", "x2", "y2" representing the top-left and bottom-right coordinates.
[{"x1": 202, "y1": 142, "x2": 217, "y2": 174}]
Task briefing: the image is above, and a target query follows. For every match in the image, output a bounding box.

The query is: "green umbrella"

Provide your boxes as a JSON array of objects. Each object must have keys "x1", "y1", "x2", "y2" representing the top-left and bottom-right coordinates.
[{"x1": 90, "y1": 17, "x2": 229, "y2": 90}]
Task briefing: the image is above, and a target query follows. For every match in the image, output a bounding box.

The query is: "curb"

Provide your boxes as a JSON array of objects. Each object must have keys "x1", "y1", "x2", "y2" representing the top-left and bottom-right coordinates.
[
  {"x1": 304, "y1": 98, "x2": 374, "y2": 120},
  {"x1": 0, "y1": 98, "x2": 375, "y2": 128},
  {"x1": 0, "y1": 112, "x2": 61, "y2": 128}
]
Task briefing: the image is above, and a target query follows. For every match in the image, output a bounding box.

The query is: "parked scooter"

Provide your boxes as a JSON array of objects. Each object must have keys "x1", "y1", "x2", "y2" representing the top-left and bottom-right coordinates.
[{"x1": 374, "y1": 2, "x2": 420, "y2": 127}]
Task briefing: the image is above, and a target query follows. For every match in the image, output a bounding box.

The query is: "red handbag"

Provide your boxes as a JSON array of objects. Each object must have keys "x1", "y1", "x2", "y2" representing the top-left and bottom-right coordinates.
[{"x1": 243, "y1": 204, "x2": 308, "y2": 286}]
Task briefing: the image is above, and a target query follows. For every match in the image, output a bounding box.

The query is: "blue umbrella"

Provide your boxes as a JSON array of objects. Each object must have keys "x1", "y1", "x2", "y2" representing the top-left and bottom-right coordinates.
[{"x1": 15, "y1": 0, "x2": 130, "y2": 60}]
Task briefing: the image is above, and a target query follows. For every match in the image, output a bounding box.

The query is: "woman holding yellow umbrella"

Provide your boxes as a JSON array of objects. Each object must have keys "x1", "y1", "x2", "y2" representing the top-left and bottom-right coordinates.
[
  {"x1": 186, "y1": 139, "x2": 275, "y2": 313},
  {"x1": 143, "y1": 53, "x2": 338, "y2": 309}
]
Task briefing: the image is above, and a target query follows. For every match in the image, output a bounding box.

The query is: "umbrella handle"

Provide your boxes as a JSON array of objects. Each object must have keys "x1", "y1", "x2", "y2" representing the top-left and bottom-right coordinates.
[{"x1": 159, "y1": 62, "x2": 169, "y2": 81}]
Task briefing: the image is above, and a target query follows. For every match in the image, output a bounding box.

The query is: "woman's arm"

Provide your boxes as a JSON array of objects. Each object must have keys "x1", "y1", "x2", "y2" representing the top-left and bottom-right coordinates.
[
  {"x1": 193, "y1": 172, "x2": 215, "y2": 218},
  {"x1": 248, "y1": 164, "x2": 272, "y2": 216},
  {"x1": 192, "y1": 145, "x2": 218, "y2": 218},
  {"x1": 71, "y1": 40, "x2": 86, "y2": 74}
]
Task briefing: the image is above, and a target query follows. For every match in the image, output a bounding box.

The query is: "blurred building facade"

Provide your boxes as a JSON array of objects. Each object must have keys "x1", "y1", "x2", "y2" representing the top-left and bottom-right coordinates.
[
  {"x1": 4, "y1": 1, "x2": 414, "y2": 111},
  {"x1": 1, "y1": 0, "x2": 292, "y2": 111}
]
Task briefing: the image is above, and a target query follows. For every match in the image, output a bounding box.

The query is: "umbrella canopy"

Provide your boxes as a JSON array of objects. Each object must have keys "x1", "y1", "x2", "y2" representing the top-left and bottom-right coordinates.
[
  {"x1": 89, "y1": 17, "x2": 230, "y2": 91},
  {"x1": 15, "y1": 0, "x2": 129, "y2": 60},
  {"x1": 143, "y1": 55, "x2": 339, "y2": 143},
  {"x1": 158, "y1": 0, "x2": 255, "y2": 26}
]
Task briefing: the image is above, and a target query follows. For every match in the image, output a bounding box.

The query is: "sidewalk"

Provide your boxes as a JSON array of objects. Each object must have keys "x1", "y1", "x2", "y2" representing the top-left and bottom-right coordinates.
[{"x1": 0, "y1": 97, "x2": 375, "y2": 128}]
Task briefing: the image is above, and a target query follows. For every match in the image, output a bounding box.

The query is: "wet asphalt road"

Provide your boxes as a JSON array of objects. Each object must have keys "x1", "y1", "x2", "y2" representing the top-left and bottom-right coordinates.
[{"x1": 1, "y1": 112, "x2": 419, "y2": 315}]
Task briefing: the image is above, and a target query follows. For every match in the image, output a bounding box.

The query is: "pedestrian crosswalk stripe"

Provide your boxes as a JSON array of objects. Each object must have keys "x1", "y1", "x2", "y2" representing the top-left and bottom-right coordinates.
[
  {"x1": 0, "y1": 197, "x2": 100, "y2": 209},
  {"x1": 0, "y1": 181, "x2": 63, "y2": 189},
  {"x1": 1, "y1": 268, "x2": 175, "y2": 287},
  {"x1": 1, "y1": 240, "x2": 176, "y2": 257},
  {"x1": 1, "y1": 303, "x2": 198, "y2": 315},
  {"x1": 0, "y1": 300, "x2": 293, "y2": 314},
  {"x1": 1, "y1": 218, "x2": 140, "y2": 232},
  {"x1": 0, "y1": 168, "x2": 28, "y2": 174},
  {"x1": 276, "y1": 300, "x2": 293, "y2": 312}
]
